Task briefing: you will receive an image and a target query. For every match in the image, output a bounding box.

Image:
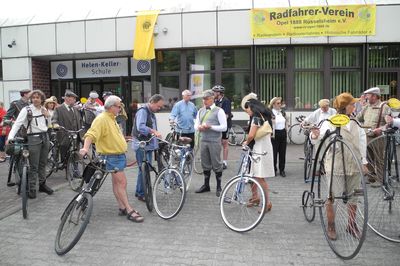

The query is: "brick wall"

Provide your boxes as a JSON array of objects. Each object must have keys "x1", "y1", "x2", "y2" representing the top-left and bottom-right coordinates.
[{"x1": 32, "y1": 59, "x2": 50, "y2": 97}]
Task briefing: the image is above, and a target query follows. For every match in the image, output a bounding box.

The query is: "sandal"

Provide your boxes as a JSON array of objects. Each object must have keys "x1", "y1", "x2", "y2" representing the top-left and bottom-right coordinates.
[
  {"x1": 118, "y1": 208, "x2": 127, "y2": 216},
  {"x1": 246, "y1": 198, "x2": 260, "y2": 207},
  {"x1": 127, "y1": 210, "x2": 144, "y2": 223},
  {"x1": 0, "y1": 157, "x2": 6, "y2": 163}
]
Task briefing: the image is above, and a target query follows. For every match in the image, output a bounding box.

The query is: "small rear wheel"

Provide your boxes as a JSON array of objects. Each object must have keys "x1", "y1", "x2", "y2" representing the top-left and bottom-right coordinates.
[
  {"x1": 302, "y1": 190, "x2": 315, "y2": 222},
  {"x1": 55, "y1": 193, "x2": 93, "y2": 255},
  {"x1": 153, "y1": 168, "x2": 186, "y2": 219},
  {"x1": 288, "y1": 123, "x2": 305, "y2": 145},
  {"x1": 228, "y1": 124, "x2": 246, "y2": 146},
  {"x1": 220, "y1": 176, "x2": 266, "y2": 232}
]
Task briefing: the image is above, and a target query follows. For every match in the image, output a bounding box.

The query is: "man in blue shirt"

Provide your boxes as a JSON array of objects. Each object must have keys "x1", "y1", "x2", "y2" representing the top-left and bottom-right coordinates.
[
  {"x1": 132, "y1": 94, "x2": 164, "y2": 201},
  {"x1": 169, "y1": 90, "x2": 198, "y2": 148}
]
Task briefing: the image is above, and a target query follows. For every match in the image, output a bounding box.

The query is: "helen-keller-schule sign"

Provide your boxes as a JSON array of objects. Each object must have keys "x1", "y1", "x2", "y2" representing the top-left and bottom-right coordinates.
[
  {"x1": 251, "y1": 4, "x2": 376, "y2": 38},
  {"x1": 76, "y1": 58, "x2": 128, "y2": 78}
]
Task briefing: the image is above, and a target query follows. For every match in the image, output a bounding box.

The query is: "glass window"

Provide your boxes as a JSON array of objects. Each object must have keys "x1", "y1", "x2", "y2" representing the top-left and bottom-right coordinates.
[
  {"x1": 157, "y1": 50, "x2": 180, "y2": 72},
  {"x1": 369, "y1": 72, "x2": 398, "y2": 100},
  {"x1": 0, "y1": 60, "x2": 2, "y2": 80},
  {"x1": 222, "y1": 72, "x2": 251, "y2": 110},
  {"x1": 294, "y1": 72, "x2": 323, "y2": 109},
  {"x1": 256, "y1": 47, "x2": 286, "y2": 69},
  {"x1": 187, "y1": 49, "x2": 215, "y2": 71},
  {"x1": 259, "y1": 73, "x2": 286, "y2": 105},
  {"x1": 158, "y1": 75, "x2": 180, "y2": 110},
  {"x1": 368, "y1": 45, "x2": 400, "y2": 68},
  {"x1": 295, "y1": 47, "x2": 323, "y2": 69},
  {"x1": 222, "y1": 49, "x2": 250, "y2": 69},
  {"x1": 331, "y1": 71, "x2": 362, "y2": 98},
  {"x1": 332, "y1": 47, "x2": 360, "y2": 68}
]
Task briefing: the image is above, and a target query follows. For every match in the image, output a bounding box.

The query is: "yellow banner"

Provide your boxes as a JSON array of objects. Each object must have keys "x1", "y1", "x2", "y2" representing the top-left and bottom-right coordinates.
[
  {"x1": 133, "y1": 10, "x2": 160, "y2": 60},
  {"x1": 251, "y1": 5, "x2": 375, "y2": 38}
]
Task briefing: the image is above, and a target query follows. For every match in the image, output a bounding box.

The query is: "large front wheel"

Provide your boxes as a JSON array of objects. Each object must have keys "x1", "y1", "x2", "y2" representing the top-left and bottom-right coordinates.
[
  {"x1": 318, "y1": 139, "x2": 368, "y2": 260},
  {"x1": 153, "y1": 168, "x2": 186, "y2": 219},
  {"x1": 142, "y1": 162, "x2": 153, "y2": 212},
  {"x1": 288, "y1": 123, "x2": 305, "y2": 145},
  {"x1": 220, "y1": 176, "x2": 266, "y2": 232},
  {"x1": 55, "y1": 193, "x2": 93, "y2": 255}
]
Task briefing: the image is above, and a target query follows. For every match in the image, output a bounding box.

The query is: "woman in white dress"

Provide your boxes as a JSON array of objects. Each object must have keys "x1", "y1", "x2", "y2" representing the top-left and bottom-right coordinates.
[{"x1": 242, "y1": 97, "x2": 274, "y2": 212}]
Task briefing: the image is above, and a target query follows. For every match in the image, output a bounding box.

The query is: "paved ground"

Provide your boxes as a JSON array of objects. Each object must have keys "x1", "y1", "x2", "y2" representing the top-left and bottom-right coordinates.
[{"x1": 0, "y1": 144, "x2": 399, "y2": 265}]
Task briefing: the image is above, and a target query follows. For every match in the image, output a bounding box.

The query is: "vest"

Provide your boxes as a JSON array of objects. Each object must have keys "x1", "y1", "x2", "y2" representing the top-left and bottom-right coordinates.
[
  {"x1": 198, "y1": 106, "x2": 222, "y2": 142},
  {"x1": 131, "y1": 106, "x2": 155, "y2": 141}
]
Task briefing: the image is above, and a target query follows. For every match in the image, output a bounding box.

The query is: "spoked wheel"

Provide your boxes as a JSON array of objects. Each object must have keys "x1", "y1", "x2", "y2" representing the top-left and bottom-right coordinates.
[
  {"x1": 367, "y1": 135, "x2": 400, "y2": 242},
  {"x1": 66, "y1": 153, "x2": 85, "y2": 192},
  {"x1": 21, "y1": 165, "x2": 28, "y2": 219},
  {"x1": 153, "y1": 168, "x2": 186, "y2": 219},
  {"x1": 7, "y1": 156, "x2": 16, "y2": 187},
  {"x1": 288, "y1": 123, "x2": 305, "y2": 145},
  {"x1": 46, "y1": 151, "x2": 56, "y2": 179},
  {"x1": 181, "y1": 153, "x2": 194, "y2": 190},
  {"x1": 157, "y1": 143, "x2": 169, "y2": 172},
  {"x1": 142, "y1": 162, "x2": 153, "y2": 212},
  {"x1": 228, "y1": 124, "x2": 246, "y2": 146},
  {"x1": 318, "y1": 139, "x2": 368, "y2": 260},
  {"x1": 304, "y1": 143, "x2": 314, "y2": 183},
  {"x1": 302, "y1": 190, "x2": 315, "y2": 222},
  {"x1": 55, "y1": 193, "x2": 93, "y2": 255},
  {"x1": 193, "y1": 145, "x2": 202, "y2": 174},
  {"x1": 220, "y1": 176, "x2": 266, "y2": 232}
]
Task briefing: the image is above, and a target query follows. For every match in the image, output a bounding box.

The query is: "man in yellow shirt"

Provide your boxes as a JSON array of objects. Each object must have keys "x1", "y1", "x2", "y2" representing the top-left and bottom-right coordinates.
[{"x1": 79, "y1": 95, "x2": 144, "y2": 223}]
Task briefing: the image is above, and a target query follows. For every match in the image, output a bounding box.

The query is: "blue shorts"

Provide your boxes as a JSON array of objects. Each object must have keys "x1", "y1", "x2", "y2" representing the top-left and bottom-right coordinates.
[{"x1": 99, "y1": 154, "x2": 126, "y2": 172}]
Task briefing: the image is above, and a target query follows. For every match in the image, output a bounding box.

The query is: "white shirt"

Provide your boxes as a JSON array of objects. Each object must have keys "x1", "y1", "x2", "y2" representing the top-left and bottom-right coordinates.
[
  {"x1": 8, "y1": 104, "x2": 49, "y2": 139},
  {"x1": 304, "y1": 108, "x2": 336, "y2": 125},
  {"x1": 272, "y1": 109, "x2": 286, "y2": 130},
  {"x1": 194, "y1": 103, "x2": 227, "y2": 132}
]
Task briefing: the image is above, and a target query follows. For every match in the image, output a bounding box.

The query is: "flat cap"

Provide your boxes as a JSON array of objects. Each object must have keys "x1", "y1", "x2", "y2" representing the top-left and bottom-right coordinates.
[
  {"x1": 20, "y1": 89, "x2": 31, "y2": 93},
  {"x1": 64, "y1": 90, "x2": 78, "y2": 98},
  {"x1": 363, "y1": 87, "x2": 380, "y2": 95},
  {"x1": 202, "y1": 90, "x2": 214, "y2": 98}
]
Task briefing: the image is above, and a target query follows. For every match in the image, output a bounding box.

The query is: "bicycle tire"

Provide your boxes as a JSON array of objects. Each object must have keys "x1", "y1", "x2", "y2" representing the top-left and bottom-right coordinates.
[
  {"x1": 142, "y1": 162, "x2": 153, "y2": 212},
  {"x1": 304, "y1": 143, "x2": 313, "y2": 183},
  {"x1": 153, "y1": 168, "x2": 186, "y2": 219},
  {"x1": 7, "y1": 155, "x2": 16, "y2": 186},
  {"x1": 45, "y1": 142, "x2": 57, "y2": 178},
  {"x1": 21, "y1": 165, "x2": 28, "y2": 219},
  {"x1": 318, "y1": 139, "x2": 368, "y2": 260},
  {"x1": 288, "y1": 123, "x2": 305, "y2": 145},
  {"x1": 55, "y1": 193, "x2": 93, "y2": 255},
  {"x1": 220, "y1": 176, "x2": 266, "y2": 232},
  {"x1": 181, "y1": 152, "x2": 194, "y2": 190},
  {"x1": 367, "y1": 134, "x2": 400, "y2": 242},
  {"x1": 302, "y1": 190, "x2": 315, "y2": 223},
  {"x1": 228, "y1": 124, "x2": 246, "y2": 146},
  {"x1": 66, "y1": 153, "x2": 85, "y2": 192}
]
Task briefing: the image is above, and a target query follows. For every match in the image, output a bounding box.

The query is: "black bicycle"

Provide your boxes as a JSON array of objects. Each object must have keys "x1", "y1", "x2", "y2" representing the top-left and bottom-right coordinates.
[
  {"x1": 54, "y1": 155, "x2": 116, "y2": 255},
  {"x1": 288, "y1": 115, "x2": 306, "y2": 145},
  {"x1": 301, "y1": 115, "x2": 369, "y2": 260}
]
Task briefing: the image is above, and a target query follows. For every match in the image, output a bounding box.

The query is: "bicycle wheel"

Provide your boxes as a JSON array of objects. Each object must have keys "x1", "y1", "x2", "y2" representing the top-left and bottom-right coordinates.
[
  {"x1": 318, "y1": 139, "x2": 368, "y2": 260},
  {"x1": 153, "y1": 168, "x2": 186, "y2": 219},
  {"x1": 46, "y1": 143, "x2": 56, "y2": 179},
  {"x1": 228, "y1": 124, "x2": 246, "y2": 146},
  {"x1": 7, "y1": 155, "x2": 16, "y2": 186},
  {"x1": 66, "y1": 153, "x2": 85, "y2": 192},
  {"x1": 220, "y1": 176, "x2": 266, "y2": 232},
  {"x1": 367, "y1": 135, "x2": 400, "y2": 242},
  {"x1": 288, "y1": 123, "x2": 305, "y2": 145},
  {"x1": 304, "y1": 143, "x2": 313, "y2": 183},
  {"x1": 55, "y1": 193, "x2": 93, "y2": 255},
  {"x1": 21, "y1": 165, "x2": 28, "y2": 219},
  {"x1": 142, "y1": 162, "x2": 153, "y2": 212},
  {"x1": 193, "y1": 144, "x2": 202, "y2": 174},
  {"x1": 157, "y1": 143, "x2": 169, "y2": 172},
  {"x1": 181, "y1": 152, "x2": 194, "y2": 190},
  {"x1": 302, "y1": 190, "x2": 315, "y2": 223}
]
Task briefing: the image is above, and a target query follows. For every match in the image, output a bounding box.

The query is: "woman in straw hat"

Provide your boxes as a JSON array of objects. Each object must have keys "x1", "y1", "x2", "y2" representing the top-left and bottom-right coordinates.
[
  {"x1": 309, "y1": 92, "x2": 368, "y2": 241},
  {"x1": 44, "y1": 97, "x2": 57, "y2": 120},
  {"x1": 269, "y1": 97, "x2": 287, "y2": 177},
  {"x1": 242, "y1": 95, "x2": 274, "y2": 212}
]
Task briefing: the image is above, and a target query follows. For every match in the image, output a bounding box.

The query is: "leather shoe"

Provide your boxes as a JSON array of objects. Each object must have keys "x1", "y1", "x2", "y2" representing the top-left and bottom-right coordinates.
[
  {"x1": 280, "y1": 171, "x2": 286, "y2": 177},
  {"x1": 216, "y1": 187, "x2": 222, "y2": 197},
  {"x1": 28, "y1": 190, "x2": 36, "y2": 199},
  {"x1": 137, "y1": 196, "x2": 146, "y2": 202},
  {"x1": 39, "y1": 184, "x2": 54, "y2": 195},
  {"x1": 195, "y1": 185, "x2": 210, "y2": 193}
]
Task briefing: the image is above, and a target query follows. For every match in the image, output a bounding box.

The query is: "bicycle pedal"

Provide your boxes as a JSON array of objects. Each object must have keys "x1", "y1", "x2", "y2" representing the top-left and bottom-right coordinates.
[
  {"x1": 313, "y1": 199, "x2": 324, "y2": 207},
  {"x1": 353, "y1": 189, "x2": 364, "y2": 196}
]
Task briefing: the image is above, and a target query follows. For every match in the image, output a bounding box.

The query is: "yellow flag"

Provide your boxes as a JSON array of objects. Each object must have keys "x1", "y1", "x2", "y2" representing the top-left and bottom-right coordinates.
[{"x1": 133, "y1": 10, "x2": 160, "y2": 60}]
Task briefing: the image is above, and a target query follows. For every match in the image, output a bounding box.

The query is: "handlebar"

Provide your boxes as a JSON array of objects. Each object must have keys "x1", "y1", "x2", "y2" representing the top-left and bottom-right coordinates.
[
  {"x1": 52, "y1": 125, "x2": 84, "y2": 134},
  {"x1": 301, "y1": 117, "x2": 371, "y2": 130}
]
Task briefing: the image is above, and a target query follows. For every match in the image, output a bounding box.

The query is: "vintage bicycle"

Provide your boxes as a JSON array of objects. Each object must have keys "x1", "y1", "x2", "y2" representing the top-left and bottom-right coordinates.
[
  {"x1": 288, "y1": 115, "x2": 306, "y2": 145},
  {"x1": 301, "y1": 114, "x2": 369, "y2": 260}
]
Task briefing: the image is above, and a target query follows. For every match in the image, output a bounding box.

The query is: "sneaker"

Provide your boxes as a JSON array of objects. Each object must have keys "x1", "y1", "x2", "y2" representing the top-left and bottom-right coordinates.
[{"x1": 223, "y1": 161, "x2": 227, "y2": 170}]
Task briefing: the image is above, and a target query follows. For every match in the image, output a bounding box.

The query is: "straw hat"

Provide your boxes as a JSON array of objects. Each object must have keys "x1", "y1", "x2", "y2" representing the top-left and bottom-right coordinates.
[
  {"x1": 269, "y1": 97, "x2": 282, "y2": 108},
  {"x1": 44, "y1": 98, "x2": 57, "y2": 108},
  {"x1": 241, "y1": 93, "x2": 258, "y2": 110}
]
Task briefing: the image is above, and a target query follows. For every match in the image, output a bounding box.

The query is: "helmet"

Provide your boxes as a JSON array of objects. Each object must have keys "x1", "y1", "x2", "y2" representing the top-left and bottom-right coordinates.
[{"x1": 211, "y1": 85, "x2": 225, "y2": 93}]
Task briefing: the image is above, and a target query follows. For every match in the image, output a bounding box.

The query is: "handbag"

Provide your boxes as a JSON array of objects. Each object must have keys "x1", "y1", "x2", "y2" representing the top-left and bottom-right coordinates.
[{"x1": 254, "y1": 113, "x2": 272, "y2": 140}]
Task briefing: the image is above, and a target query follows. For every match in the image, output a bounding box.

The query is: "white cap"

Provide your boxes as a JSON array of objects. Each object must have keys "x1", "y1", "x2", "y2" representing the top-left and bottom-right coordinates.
[
  {"x1": 89, "y1": 91, "x2": 99, "y2": 99},
  {"x1": 363, "y1": 87, "x2": 380, "y2": 95}
]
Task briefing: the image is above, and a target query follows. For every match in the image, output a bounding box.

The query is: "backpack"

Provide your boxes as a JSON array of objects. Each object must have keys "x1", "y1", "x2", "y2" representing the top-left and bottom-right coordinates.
[
  {"x1": 131, "y1": 106, "x2": 154, "y2": 141},
  {"x1": 17, "y1": 106, "x2": 33, "y2": 140}
]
